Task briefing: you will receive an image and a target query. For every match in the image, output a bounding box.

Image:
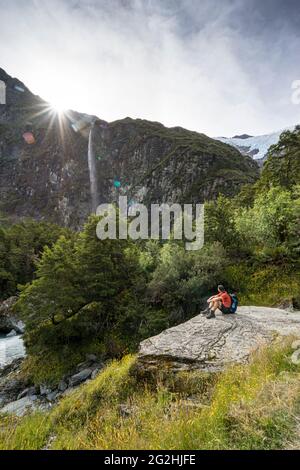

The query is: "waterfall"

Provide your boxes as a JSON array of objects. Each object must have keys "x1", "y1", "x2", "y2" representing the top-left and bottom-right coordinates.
[{"x1": 87, "y1": 123, "x2": 99, "y2": 213}]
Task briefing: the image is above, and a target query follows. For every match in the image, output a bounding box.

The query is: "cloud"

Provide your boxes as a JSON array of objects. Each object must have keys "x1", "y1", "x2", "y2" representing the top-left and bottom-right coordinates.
[{"x1": 0, "y1": 0, "x2": 299, "y2": 136}]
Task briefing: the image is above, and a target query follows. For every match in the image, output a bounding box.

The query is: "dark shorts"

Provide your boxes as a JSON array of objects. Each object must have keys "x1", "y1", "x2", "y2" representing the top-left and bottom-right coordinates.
[{"x1": 220, "y1": 304, "x2": 232, "y2": 314}]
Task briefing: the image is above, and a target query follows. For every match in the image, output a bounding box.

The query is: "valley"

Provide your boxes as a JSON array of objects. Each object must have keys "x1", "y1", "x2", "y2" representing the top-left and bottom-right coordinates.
[{"x1": 0, "y1": 67, "x2": 299, "y2": 451}]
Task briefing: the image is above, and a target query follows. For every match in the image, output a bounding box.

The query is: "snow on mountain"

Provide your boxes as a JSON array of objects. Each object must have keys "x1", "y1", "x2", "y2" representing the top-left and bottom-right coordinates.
[{"x1": 216, "y1": 126, "x2": 296, "y2": 161}]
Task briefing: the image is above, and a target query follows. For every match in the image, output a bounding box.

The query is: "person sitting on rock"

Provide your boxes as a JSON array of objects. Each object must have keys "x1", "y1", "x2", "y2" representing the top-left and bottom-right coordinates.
[{"x1": 204, "y1": 285, "x2": 232, "y2": 319}]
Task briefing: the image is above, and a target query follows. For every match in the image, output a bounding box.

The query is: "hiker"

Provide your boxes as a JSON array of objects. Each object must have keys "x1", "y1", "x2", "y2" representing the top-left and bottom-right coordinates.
[{"x1": 203, "y1": 285, "x2": 233, "y2": 319}]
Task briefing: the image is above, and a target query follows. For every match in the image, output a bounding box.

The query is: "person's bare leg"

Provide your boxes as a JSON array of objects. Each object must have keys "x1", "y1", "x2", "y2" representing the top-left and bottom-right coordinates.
[{"x1": 210, "y1": 300, "x2": 221, "y2": 312}]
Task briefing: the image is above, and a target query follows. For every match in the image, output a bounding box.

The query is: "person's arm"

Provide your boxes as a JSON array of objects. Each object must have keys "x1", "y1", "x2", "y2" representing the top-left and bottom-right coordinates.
[{"x1": 208, "y1": 294, "x2": 220, "y2": 302}]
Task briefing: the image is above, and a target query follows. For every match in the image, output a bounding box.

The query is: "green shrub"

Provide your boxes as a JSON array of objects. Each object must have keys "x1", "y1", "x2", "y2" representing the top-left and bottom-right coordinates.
[{"x1": 146, "y1": 241, "x2": 229, "y2": 324}]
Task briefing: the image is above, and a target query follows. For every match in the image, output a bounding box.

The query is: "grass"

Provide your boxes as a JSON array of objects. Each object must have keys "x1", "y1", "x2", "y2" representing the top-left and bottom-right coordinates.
[
  {"x1": 0, "y1": 414, "x2": 51, "y2": 450},
  {"x1": 20, "y1": 340, "x2": 107, "y2": 387},
  {"x1": 0, "y1": 340, "x2": 299, "y2": 450}
]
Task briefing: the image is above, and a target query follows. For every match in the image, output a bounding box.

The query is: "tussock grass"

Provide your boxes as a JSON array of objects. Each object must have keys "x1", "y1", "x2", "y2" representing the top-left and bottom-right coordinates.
[
  {"x1": 0, "y1": 413, "x2": 51, "y2": 450},
  {"x1": 0, "y1": 341, "x2": 299, "y2": 450}
]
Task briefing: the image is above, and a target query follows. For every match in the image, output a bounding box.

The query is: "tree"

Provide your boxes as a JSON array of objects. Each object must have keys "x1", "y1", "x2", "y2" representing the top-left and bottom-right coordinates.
[
  {"x1": 0, "y1": 219, "x2": 70, "y2": 300},
  {"x1": 260, "y1": 126, "x2": 300, "y2": 189},
  {"x1": 16, "y1": 215, "x2": 145, "y2": 356},
  {"x1": 204, "y1": 195, "x2": 243, "y2": 255},
  {"x1": 146, "y1": 241, "x2": 228, "y2": 326},
  {"x1": 235, "y1": 186, "x2": 300, "y2": 262}
]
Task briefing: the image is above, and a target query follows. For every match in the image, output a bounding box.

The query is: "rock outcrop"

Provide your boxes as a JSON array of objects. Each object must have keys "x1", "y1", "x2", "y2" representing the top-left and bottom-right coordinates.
[
  {"x1": 0, "y1": 296, "x2": 24, "y2": 334},
  {"x1": 0, "y1": 395, "x2": 39, "y2": 417},
  {"x1": 0, "y1": 358, "x2": 29, "y2": 408},
  {"x1": 0, "y1": 354, "x2": 104, "y2": 416},
  {"x1": 137, "y1": 306, "x2": 300, "y2": 373}
]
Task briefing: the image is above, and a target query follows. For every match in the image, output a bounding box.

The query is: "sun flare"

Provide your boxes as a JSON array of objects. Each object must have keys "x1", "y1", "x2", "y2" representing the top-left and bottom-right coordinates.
[{"x1": 50, "y1": 102, "x2": 67, "y2": 114}]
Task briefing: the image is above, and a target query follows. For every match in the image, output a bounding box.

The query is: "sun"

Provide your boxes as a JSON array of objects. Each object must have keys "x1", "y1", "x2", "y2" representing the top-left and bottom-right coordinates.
[{"x1": 50, "y1": 102, "x2": 67, "y2": 115}]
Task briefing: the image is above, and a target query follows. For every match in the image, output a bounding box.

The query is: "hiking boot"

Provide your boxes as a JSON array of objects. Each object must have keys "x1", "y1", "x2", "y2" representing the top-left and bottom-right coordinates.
[
  {"x1": 206, "y1": 310, "x2": 216, "y2": 319},
  {"x1": 200, "y1": 307, "x2": 210, "y2": 315}
]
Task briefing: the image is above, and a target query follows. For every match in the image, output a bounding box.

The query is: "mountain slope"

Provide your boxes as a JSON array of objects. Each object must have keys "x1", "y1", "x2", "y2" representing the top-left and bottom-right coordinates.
[
  {"x1": 0, "y1": 68, "x2": 259, "y2": 228},
  {"x1": 216, "y1": 126, "x2": 296, "y2": 162}
]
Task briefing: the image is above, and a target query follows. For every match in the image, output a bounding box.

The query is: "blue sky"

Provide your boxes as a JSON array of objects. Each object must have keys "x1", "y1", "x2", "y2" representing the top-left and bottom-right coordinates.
[{"x1": 0, "y1": 0, "x2": 299, "y2": 136}]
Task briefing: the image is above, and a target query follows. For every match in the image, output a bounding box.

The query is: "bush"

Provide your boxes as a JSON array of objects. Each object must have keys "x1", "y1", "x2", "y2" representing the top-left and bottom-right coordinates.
[
  {"x1": 235, "y1": 186, "x2": 300, "y2": 262},
  {"x1": 145, "y1": 242, "x2": 229, "y2": 324},
  {"x1": 260, "y1": 126, "x2": 300, "y2": 189}
]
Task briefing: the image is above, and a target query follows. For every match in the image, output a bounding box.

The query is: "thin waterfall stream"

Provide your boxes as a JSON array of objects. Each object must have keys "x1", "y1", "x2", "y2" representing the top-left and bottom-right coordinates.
[{"x1": 87, "y1": 122, "x2": 99, "y2": 213}]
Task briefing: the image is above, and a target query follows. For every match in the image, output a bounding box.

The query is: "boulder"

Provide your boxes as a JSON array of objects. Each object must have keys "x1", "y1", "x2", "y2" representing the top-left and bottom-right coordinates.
[
  {"x1": 137, "y1": 306, "x2": 300, "y2": 373},
  {"x1": 40, "y1": 385, "x2": 52, "y2": 396},
  {"x1": 291, "y1": 340, "x2": 300, "y2": 351},
  {"x1": 0, "y1": 358, "x2": 29, "y2": 407},
  {"x1": 58, "y1": 380, "x2": 68, "y2": 392},
  {"x1": 76, "y1": 360, "x2": 94, "y2": 371},
  {"x1": 0, "y1": 395, "x2": 38, "y2": 417},
  {"x1": 17, "y1": 386, "x2": 37, "y2": 400},
  {"x1": 6, "y1": 329, "x2": 17, "y2": 337},
  {"x1": 0, "y1": 297, "x2": 25, "y2": 334},
  {"x1": 46, "y1": 391, "x2": 58, "y2": 402},
  {"x1": 291, "y1": 350, "x2": 300, "y2": 365}
]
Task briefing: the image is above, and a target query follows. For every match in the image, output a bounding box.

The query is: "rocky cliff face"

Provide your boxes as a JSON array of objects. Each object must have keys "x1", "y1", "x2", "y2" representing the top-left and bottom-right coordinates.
[
  {"x1": 0, "y1": 68, "x2": 259, "y2": 228},
  {"x1": 137, "y1": 306, "x2": 300, "y2": 373}
]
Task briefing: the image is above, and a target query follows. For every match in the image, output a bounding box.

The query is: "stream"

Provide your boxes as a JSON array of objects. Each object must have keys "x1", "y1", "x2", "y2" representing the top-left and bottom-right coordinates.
[{"x1": 0, "y1": 334, "x2": 25, "y2": 368}]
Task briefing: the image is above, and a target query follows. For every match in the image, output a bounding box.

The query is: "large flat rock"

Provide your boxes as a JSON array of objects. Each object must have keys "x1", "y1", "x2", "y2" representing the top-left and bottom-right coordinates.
[{"x1": 138, "y1": 307, "x2": 300, "y2": 372}]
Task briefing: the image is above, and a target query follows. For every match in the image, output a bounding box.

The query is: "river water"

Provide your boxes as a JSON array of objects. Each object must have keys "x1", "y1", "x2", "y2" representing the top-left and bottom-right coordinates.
[{"x1": 0, "y1": 334, "x2": 26, "y2": 368}]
